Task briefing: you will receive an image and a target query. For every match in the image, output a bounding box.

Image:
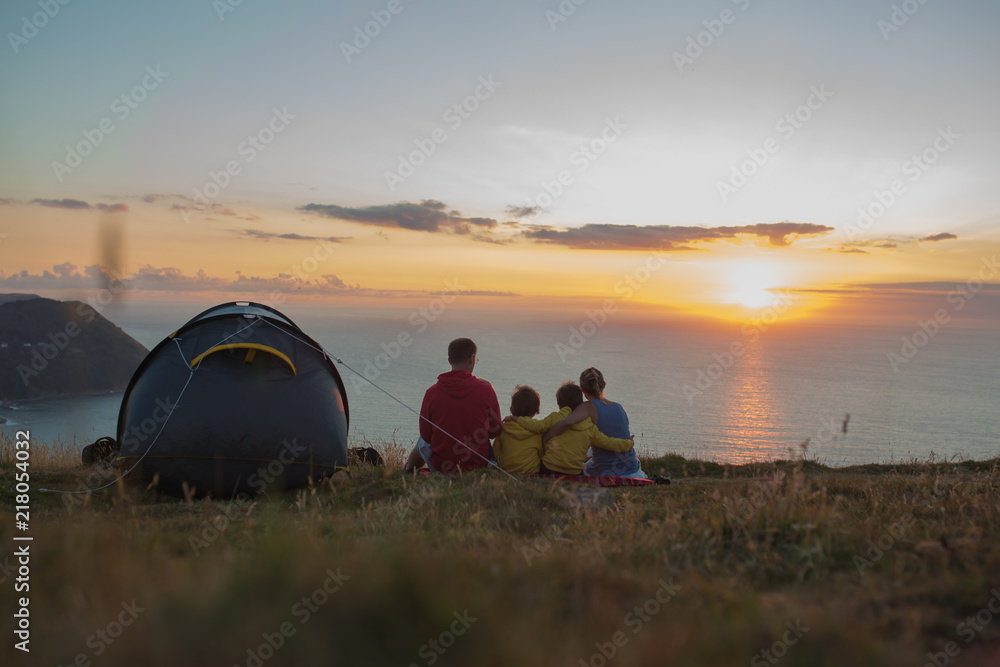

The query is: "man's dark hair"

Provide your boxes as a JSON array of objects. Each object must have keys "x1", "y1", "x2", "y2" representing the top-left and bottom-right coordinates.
[
  {"x1": 447, "y1": 337, "x2": 477, "y2": 364},
  {"x1": 510, "y1": 385, "x2": 540, "y2": 418},
  {"x1": 555, "y1": 382, "x2": 584, "y2": 410}
]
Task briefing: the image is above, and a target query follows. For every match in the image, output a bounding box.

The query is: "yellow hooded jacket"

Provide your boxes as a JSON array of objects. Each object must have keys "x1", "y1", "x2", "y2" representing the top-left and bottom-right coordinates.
[
  {"x1": 493, "y1": 420, "x2": 543, "y2": 474},
  {"x1": 517, "y1": 406, "x2": 634, "y2": 475}
]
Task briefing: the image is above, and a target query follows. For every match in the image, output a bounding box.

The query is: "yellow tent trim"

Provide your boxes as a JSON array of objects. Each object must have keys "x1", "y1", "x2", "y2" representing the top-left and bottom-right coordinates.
[{"x1": 189, "y1": 343, "x2": 296, "y2": 375}]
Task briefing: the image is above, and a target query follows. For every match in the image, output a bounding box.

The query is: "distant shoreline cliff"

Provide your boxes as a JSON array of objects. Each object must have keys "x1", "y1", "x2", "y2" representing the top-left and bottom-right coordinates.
[{"x1": 0, "y1": 294, "x2": 148, "y2": 402}]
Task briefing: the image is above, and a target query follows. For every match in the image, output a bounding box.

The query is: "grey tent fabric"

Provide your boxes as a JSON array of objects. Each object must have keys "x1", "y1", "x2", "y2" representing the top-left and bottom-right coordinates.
[{"x1": 117, "y1": 302, "x2": 349, "y2": 497}]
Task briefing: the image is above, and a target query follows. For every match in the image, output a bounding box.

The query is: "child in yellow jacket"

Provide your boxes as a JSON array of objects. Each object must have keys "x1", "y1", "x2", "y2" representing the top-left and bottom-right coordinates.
[
  {"x1": 515, "y1": 382, "x2": 633, "y2": 475},
  {"x1": 493, "y1": 385, "x2": 544, "y2": 474}
]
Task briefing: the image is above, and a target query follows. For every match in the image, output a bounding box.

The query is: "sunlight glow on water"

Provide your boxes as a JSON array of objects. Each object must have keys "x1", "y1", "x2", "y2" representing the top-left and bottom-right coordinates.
[{"x1": 2, "y1": 302, "x2": 997, "y2": 466}]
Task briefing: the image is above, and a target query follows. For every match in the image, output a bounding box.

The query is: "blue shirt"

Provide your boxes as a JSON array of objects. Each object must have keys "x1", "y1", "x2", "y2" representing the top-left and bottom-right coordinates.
[{"x1": 587, "y1": 401, "x2": 641, "y2": 476}]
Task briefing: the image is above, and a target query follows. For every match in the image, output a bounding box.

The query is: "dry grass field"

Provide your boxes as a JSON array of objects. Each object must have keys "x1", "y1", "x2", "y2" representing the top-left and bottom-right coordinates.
[{"x1": 2, "y1": 430, "x2": 999, "y2": 666}]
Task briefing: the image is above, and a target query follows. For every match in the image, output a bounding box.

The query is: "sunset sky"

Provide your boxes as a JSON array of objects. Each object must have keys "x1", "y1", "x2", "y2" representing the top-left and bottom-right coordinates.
[{"x1": 1, "y1": 0, "x2": 998, "y2": 323}]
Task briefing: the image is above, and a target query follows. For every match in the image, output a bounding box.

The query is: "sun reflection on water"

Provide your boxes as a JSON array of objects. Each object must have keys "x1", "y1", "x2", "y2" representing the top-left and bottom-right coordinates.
[{"x1": 714, "y1": 338, "x2": 783, "y2": 464}]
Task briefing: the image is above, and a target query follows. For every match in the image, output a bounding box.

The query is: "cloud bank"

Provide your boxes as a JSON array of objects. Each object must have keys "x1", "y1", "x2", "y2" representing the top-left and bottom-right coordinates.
[
  {"x1": 28, "y1": 198, "x2": 129, "y2": 212},
  {"x1": 235, "y1": 229, "x2": 350, "y2": 242},
  {"x1": 522, "y1": 221, "x2": 834, "y2": 250},
  {"x1": 301, "y1": 198, "x2": 833, "y2": 250},
  {"x1": 301, "y1": 199, "x2": 498, "y2": 234},
  {"x1": 0, "y1": 263, "x2": 517, "y2": 299}
]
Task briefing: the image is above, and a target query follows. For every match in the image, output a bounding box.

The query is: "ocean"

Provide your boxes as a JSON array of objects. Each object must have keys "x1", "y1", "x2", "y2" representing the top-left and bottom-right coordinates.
[{"x1": 2, "y1": 300, "x2": 997, "y2": 466}]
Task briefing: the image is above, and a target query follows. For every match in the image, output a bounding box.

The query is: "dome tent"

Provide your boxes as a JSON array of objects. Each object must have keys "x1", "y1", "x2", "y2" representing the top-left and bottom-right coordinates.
[{"x1": 117, "y1": 302, "x2": 349, "y2": 497}]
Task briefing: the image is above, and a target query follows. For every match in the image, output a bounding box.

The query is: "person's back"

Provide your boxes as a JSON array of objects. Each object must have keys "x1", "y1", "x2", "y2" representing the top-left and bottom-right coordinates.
[
  {"x1": 494, "y1": 386, "x2": 543, "y2": 474},
  {"x1": 518, "y1": 405, "x2": 575, "y2": 472},
  {"x1": 551, "y1": 413, "x2": 633, "y2": 474},
  {"x1": 405, "y1": 338, "x2": 501, "y2": 474},
  {"x1": 585, "y1": 400, "x2": 642, "y2": 477},
  {"x1": 495, "y1": 421, "x2": 543, "y2": 473},
  {"x1": 516, "y1": 383, "x2": 633, "y2": 475}
]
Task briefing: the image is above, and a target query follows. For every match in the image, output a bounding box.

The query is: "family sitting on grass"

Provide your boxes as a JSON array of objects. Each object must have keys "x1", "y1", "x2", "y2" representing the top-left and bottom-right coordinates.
[{"x1": 403, "y1": 337, "x2": 646, "y2": 479}]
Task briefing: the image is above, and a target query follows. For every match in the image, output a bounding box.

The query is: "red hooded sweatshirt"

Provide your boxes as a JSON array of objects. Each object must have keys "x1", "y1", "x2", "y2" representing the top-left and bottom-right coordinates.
[{"x1": 419, "y1": 370, "x2": 501, "y2": 473}]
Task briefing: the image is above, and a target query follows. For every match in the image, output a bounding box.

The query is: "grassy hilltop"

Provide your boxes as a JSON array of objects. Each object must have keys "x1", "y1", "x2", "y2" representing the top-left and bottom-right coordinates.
[{"x1": 1, "y1": 434, "x2": 999, "y2": 667}]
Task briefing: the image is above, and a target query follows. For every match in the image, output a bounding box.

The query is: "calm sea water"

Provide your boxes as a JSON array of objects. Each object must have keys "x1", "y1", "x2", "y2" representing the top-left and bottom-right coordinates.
[{"x1": 2, "y1": 301, "x2": 997, "y2": 466}]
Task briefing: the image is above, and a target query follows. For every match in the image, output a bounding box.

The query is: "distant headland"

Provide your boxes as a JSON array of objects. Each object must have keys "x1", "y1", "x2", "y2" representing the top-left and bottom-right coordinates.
[{"x1": 0, "y1": 294, "x2": 148, "y2": 402}]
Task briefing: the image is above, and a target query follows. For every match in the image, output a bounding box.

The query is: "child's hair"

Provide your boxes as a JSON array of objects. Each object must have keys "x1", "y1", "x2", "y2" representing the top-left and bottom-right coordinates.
[
  {"x1": 555, "y1": 381, "x2": 584, "y2": 410},
  {"x1": 579, "y1": 367, "x2": 606, "y2": 398},
  {"x1": 510, "y1": 385, "x2": 541, "y2": 417}
]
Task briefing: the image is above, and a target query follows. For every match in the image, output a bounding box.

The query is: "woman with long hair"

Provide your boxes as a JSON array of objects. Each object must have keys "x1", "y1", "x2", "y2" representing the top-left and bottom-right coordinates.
[{"x1": 542, "y1": 367, "x2": 646, "y2": 478}]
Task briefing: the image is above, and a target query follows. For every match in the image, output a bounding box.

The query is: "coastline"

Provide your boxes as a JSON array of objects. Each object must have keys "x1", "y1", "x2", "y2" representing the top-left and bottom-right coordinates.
[{"x1": 0, "y1": 387, "x2": 125, "y2": 407}]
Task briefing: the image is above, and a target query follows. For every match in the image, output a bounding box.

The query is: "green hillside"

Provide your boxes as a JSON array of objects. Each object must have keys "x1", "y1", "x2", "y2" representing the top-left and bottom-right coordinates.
[{"x1": 0, "y1": 294, "x2": 148, "y2": 401}]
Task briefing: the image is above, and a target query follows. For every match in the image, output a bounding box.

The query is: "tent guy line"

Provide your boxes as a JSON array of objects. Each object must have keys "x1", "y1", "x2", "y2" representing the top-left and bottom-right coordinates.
[
  {"x1": 39, "y1": 337, "x2": 199, "y2": 495},
  {"x1": 40, "y1": 313, "x2": 518, "y2": 495},
  {"x1": 40, "y1": 319, "x2": 260, "y2": 495},
  {"x1": 256, "y1": 317, "x2": 521, "y2": 483}
]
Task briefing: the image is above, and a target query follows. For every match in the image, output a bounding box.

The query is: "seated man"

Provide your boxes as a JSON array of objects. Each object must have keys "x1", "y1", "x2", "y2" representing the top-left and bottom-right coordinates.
[{"x1": 404, "y1": 337, "x2": 501, "y2": 474}]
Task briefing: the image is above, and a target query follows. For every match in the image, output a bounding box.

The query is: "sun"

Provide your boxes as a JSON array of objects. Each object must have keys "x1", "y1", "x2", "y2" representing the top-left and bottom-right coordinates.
[{"x1": 727, "y1": 261, "x2": 781, "y2": 309}]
